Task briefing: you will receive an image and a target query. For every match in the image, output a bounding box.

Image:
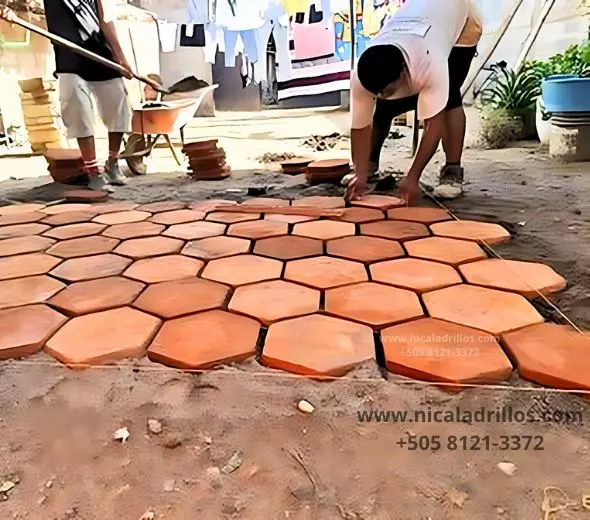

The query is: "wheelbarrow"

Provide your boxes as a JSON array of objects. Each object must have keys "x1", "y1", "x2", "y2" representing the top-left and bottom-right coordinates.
[{"x1": 121, "y1": 84, "x2": 219, "y2": 167}]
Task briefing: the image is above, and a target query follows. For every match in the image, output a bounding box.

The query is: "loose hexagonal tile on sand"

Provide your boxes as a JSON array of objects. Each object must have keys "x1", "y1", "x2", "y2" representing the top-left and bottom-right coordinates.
[
  {"x1": 293, "y1": 220, "x2": 355, "y2": 241},
  {"x1": 430, "y1": 220, "x2": 510, "y2": 245},
  {"x1": 254, "y1": 235, "x2": 323, "y2": 260},
  {"x1": 405, "y1": 236, "x2": 487, "y2": 266},
  {"x1": 0, "y1": 305, "x2": 67, "y2": 360},
  {"x1": 327, "y1": 236, "x2": 404, "y2": 264},
  {"x1": 350, "y1": 195, "x2": 404, "y2": 210},
  {"x1": 325, "y1": 282, "x2": 423, "y2": 328},
  {"x1": 229, "y1": 280, "x2": 320, "y2": 325},
  {"x1": 44, "y1": 223, "x2": 106, "y2": 240},
  {"x1": 0, "y1": 275, "x2": 65, "y2": 310},
  {"x1": 459, "y1": 258, "x2": 567, "y2": 299},
  {"x1": 182, "y1": 236, "x2": 251, "y2": 260},
  {"x1": 42, "y1": 203, "x2": 92, "y2": 215},
  {"x1": 285, "y1": 256, "x2": 368, "y2": 289},
  {"x1": 262, "y1": 314, "x2": 375, "y2": 377},
  {"x1": 137, "y1": 201, "x2": 186, "y2": 213},
  {"x1": 332, "y1": 207, "x2": 385, "y2": 224},
  {"x1": 45, "y1": 307, "x2": 161, "y2": 367},
  {"x1": 148, "y1": 310, "x2": 260, "y2": 369},
  {"x1": 0, "y1": 253, "x2": 62, "y2": 281},
  {"x1": 502, "y1": 323, "x2": 590, "y2": 390},
  {"x1": 387, "y1": 207, "x2": 451, "y2": 224},
  {"x1": 371, "y1": 258, "x2": 461, "y2": 294},
  {"x1": 423, "y1": 284, "x2": 544, "y2": 335},
  {"x1": 93, "y1": 210, "x2": 151, "y2": 225},
  {"x1": 46, "y1": 236, "x2": 119, "y2": 259},
  {"x1": 0, "y1": 203, "x2": 46, "y2": 215},
  {"x1": 202, "y1": 254, "x2": 282, "y2": 287},
  {"x1": 163, "y1": 221, "x2": 226, "y2": 240},
  {"x1": 228, "y1": 220, "x2": 289, "y2": 240},
  {"x1": 41, "y1": 210, "x2": 98, "y2": 226},
  {"x1": 49, "y1": 276, "x2": 145, "y2": 316},
  {"x1": 134, "y1": 278, "x2": 229, "y2": 318},
  {"x1": 0, "y1": 235, "x2": 55, "y2": 256},
  {"x1": 150, "y1": 209, "x2": 205, "y2": 225},
  {"x1": 0, "y1": 211, "x2": 46, "y2": 226},
  {"x1": 50, "y1": 254, "x2": 132, "y2": 282},
  {"x1": 292, "y1": 196, "x2": 345, "y2": 209},
  {"x1": 0, "y1": 223, "x2": 50, "y2": 238},
  {"x1": 114, "y1": 236, "x2": 184, "y2": 259},
  {"x1": 102, "y1": 222, "x2": 165, "y2": 240},
  {"x1": 206, "y1": 211, "x2": 261, "y2": 224},
  {"x1": 361, "y1": 220, "x2": 429, "y2": 241},
  {"x1": 382, "y1": 318, "x2": 513, "y2": 384},
  {"x1": 124, "y1": 255, "x2": 204, "y2": 284}
]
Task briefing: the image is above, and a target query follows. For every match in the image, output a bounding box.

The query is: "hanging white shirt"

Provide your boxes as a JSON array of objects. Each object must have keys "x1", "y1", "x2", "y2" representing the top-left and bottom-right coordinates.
[
  {"x1": 215, "y1": 0, "x2": 268, "y2": 31},
  {"x1": 186, "y1": 0, "x2": 209, "y2": 24}
]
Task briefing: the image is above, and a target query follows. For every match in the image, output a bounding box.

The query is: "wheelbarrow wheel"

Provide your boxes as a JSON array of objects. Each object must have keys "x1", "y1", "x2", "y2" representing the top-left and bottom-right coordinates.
[
  {"x1": 126, "y1": 155, "x2": 147, "y2": 176},
  {"x1": 122, "y1": 134, "x2": 150, "y2": 175}
]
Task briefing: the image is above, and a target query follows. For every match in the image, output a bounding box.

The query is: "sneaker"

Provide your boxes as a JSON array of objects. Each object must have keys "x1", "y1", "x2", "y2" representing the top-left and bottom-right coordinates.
[
  {"x1": 88, "y1": 174, "x2": 114, "y2": 193},
  {"x1": 368, "y1": 161, "x2": 380, "y2": 182},
  {"x1": 104, "y1": 161, "x2": 128, "y2": 186},
  {"x1": 439, "y1": 164, "x2": 464, "y2": 185}
]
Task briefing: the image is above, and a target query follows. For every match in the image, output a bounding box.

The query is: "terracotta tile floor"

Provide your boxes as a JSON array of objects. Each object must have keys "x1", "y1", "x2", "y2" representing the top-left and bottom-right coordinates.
[{"x1": 0, "y1": 198, "x2": 585, "y2": 390}]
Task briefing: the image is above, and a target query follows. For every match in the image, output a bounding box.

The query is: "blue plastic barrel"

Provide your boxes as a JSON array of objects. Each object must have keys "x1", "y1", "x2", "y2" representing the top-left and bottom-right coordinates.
[{"x1": 542, "y1": 76, "x2": 590, "y2": 113}]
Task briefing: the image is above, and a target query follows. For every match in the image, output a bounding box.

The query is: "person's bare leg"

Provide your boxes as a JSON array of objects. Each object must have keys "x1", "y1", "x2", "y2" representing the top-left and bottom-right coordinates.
[
  {"x1": 104, "y1": 132, "x2": 127, "y2": 185},
  {"x1": 78, "y1": 136, "x2": 111, "y2": 191}
]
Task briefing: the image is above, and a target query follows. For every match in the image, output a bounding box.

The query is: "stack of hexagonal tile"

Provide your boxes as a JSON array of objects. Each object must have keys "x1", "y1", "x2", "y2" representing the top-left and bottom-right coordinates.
[{"x1": 0, "y1": 194, "x2": 585, "y2": 392}]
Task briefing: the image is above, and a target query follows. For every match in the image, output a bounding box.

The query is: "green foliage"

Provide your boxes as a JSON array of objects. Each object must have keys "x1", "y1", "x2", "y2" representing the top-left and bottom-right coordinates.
[
  {"x1": 523, "y1": 42, "x2": 590, "y2": 81},
  {"x1": 481, "y1": 67, "x2": 541, "y2": 113},
  {"x1": 479, "y1": 107, "x2": 524, "y2": 149}
]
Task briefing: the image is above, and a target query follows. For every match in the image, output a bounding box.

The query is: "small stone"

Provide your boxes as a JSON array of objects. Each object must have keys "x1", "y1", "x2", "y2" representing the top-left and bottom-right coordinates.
[
  {"x1": 139, "y1": 511, "x2": 155, "y2": 520},
  {"x1": 520, "y1": 180, "x2": 527, "y2": 185},
  {"x1": 161, "y1": 432, "x2": 184, "y2": 449},
  {"x1": 496, "y1": 507, "x2": 505, "y2": 514},
  {"x1": 205, "y1": 467, "x2": 222, "y2": 489},
  {"x1": 163, "y1": 480, "x2": 175, "y2": 492},
  {"x1": 113, "y1": 427, "x2": 130, "y2": 443},
  {"x1": 497, "y1": 462, "x2": 517, "y2": 476},
  {"x1": 45, "y1": 478, "x2": 54, "y2": 489},
  {"x1": 553, "y1": 217, "x2": 561, "y2": 223},
  {"x1": 221, "y1": 451, "x2": 243, "y2": 474},
  {"x1": 297, "y1": 400, "x2": 315, "y2": 414},
  {"x1": 38, "y1": 496, "x2": 47, "y2": 505},
  {"x1": 0, "y1": 480, "x2": 16, "y2": 493},
  {"x1": 147, "y1": 419, "x2": 163, "y2": 435},
  {"x1": 433, "y1": 184, "x2": 462, "y2": 200},
  {"x1": 447, "y1": 489, "x2": 468, "y2": 508}
]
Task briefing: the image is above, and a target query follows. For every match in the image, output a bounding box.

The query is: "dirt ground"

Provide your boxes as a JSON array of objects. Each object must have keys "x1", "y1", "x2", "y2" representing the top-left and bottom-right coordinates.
[{"x1": 1, "y1": 108, "x2": 590, "y2": 520}]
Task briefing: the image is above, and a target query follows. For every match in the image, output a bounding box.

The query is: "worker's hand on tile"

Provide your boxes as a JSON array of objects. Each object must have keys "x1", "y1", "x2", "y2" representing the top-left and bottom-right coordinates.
[
  {"x1": 342, "y1": 173, "x2": 365, "y2": 202},
  {"x1": 398, "y1": 176, "x2": 420, "y2": 206}
]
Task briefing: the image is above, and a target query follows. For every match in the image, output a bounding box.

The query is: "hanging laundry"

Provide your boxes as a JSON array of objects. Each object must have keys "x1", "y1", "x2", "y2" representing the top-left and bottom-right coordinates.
[
  {"x1": 282, "y1": 0, "x2": 310, "y2": 16},
  {"x1": 158, "y1": 22, "x2": 178, "y2": 53},
  {"x1": 253, "y1": 19, "x2": 292, "y2": 83},
  {"x1": 224, "y1": 30, "x2": 258, "y2": 66},
  {"x1": 180, "y1": 24, "x2": 206, "y2": 46},
  {"x1": 216, "y1": 0, "x2": 267, "y2": 32},
  {"x1": 186, "y1": 0, "x2": 209, "y2": 24}
]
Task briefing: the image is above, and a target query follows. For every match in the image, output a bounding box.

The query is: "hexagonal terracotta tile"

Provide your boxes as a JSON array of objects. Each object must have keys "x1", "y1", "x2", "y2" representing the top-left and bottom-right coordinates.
[
  {"x1": 0, "y1": 305, "x2": 67, "y2": 360},
  {"x1": 459, "y1": 259, "x2": 567, "y2": 299},
  {"x1": 405, "y1": 236, "x2": 487, "y2": 266},
  {"x1": 254, "y1": 235, "x2": 323, "y2": 260},
  {"x1": 285, "y1": 256, "x2": 368, "y2": 289},
  {"x1": 182, "y1": 236, "x2": 251, "y2": 260},
  {"x1": 0, "y1": 253, "x2": 61, "y2": 281},
  {"x1": 0, "y1": 275, "x2": 65, "y2": 310},
  {"x1": 134, "y1": 278, "x2": 229, "y2": 319},
  {"x1": 50, "y1": 254, "x2": 132, "y2": 282},
  {"x1": 202, "y1": 254, "x2": 282, "y2": 287},
  {"x1": 423, "y1": 285, "x2": 544, "y2": 335},
  {"x1": 502, "y1": 323, "x2": 590, "y2": 390},
  {"x1": 430, "y1": 220, "x2": 510, "y2": 245},
  {"x1": 0, "y1": 211, "x2": 46, "y2": 226},
  {"x1": 371, "y1": 258, "x2": 461, "y2": 293},
  {"x1": 350, "y1": 195, "x2": 404, "y2": 210},
  {"x1": 163, "y1": 221, "x2": 226, "y2": 240},
  {"x1": 93, "y1": 210, "x2": 151, "y2": 225},
  {"x1": 0, "y1": 235, "x2": 55, "y2": 257},
  {"x1": 44, "y1": 223, "x2": 106, "y2": 240},
  {"x1": 114, "y1": 236, "x2": 184, "y2": 259},
  {"x1": 292, "y1": 196, "x2": 345, "y2": 209},
  {"x1": 42, "y1": 210, "x2": 98, "y2": 226},
  {"x1": 265, "y1": 214, "x2": 318, "y2": 224},
  {"x1": 229, "y1": 280, "x2": 320, "y2": 325},
  {"x1": 137, "y1": 201, "x2": 186, "y2": 213},
  {"x1": 206, "y1": 211, "x2": 261, "y2": 224},
  {"x1": 262, "y1": 314, "x2": 375, "y2": 376},
  {"x1": 382, "y1": 318, "x2": 513, "y2": 383},
  {"x1": 332, "y1": 207, "x2": 385, "y2": 224},
  {"x1": 150, "y1": 209, "x2": 206, "y2": 225},
  {"x1": 326, "y1": 282, "x2": 423, "y2": 328},
  {"x1": 0, "y1": 223, "x2": 50, "y2": 238},
  {"x1": 189, "y1": 199, "x2": 238, "y2": 212},
  {"x1": 102, "y1": 222, "x2": 165, "y2": 240},
  {"x1": 241, "y1": 198, "x2": 290, "y2": 207},
  {"x1": 49, "y1": 276, "x2": 145, "y2": 316},
  {"x1": 46, "y1": 236, "x2": 119, "y2": 259},
  {"x1": 148, "y1": 310, "x2": 260, "y2": 369},
  {"x1": 387, "y1": 207, "x2": 451, "y2": 224},
  {"x1": 45, "y1": 307, "x2": 161, "y2": 367},
  {"x1": 124, "y1": 255, "x2": 204, "y2": 284},
  {"x1": 0, "y1": 203, "x2": 46, "y2": 215},
  {"x1": 361, "y1": 221, "x2": 429, "y2": 241},
  {"x1": 91, "y1": 202, "x2": 139, "y2": 214},
  {"x1": 327, "y1": 236, "x2": 404, "y2": 264},
  {"x1": 293, "y1": 220, "x2": 355, "y2": 241},
  {"x1": 42, "y1": 203, "x2": 92, "y2": 215},
  {"x1": 228, "y1": 220, "x2": 289, "y2": 240}
]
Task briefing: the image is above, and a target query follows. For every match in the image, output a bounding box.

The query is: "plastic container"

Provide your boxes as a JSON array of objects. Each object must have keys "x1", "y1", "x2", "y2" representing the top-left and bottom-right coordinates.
[{"x1": 542, "y1": 75, "x2": 590, "y2": 113}]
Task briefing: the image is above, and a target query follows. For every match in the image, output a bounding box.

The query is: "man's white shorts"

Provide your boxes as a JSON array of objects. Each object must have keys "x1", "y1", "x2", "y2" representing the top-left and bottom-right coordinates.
[{"x1": 58, "y1": 73, "x2": 132, "y2": 139}]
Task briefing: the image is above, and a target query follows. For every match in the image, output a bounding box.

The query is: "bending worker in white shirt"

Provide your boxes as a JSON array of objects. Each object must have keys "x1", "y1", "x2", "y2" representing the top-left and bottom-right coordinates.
[{"x1": 347, "y1": 0, "x2": 482, "y2": 205}]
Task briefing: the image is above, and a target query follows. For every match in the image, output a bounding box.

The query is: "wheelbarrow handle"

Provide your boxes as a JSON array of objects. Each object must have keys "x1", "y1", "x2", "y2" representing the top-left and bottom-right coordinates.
[{"x1": 7, "y1": 14, "x2": 170, "y2": 94}]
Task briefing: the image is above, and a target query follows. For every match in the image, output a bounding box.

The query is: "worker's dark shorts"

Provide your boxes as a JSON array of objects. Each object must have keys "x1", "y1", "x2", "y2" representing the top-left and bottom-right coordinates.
[{"x1": 373, "y1": 45, "x2": 477, "y2": 126}]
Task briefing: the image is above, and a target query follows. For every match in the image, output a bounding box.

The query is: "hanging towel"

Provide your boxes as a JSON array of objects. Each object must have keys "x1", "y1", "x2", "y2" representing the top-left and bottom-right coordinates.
[
  {"x1": 186, "y1": 0, "x2": 209, "y2": 23},
  {"x1": 159, "y1": 22, "x2": 178, "y2": 52},
  {"x1": 180, "y1": 24, "x2": 206, "y2": 46}
]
